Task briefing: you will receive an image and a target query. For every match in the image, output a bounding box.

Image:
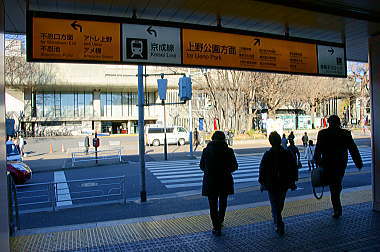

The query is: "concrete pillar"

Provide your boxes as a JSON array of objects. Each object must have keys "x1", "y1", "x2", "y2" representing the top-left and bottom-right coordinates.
[
  {"x1": 0, "y1": 1, "x2": 10, "y2": 250},
  {"x1": 369, "y1": 35, "x2": 380, "y2": 211},
  {"x1": 93, "y1": 90, "x2": 101, "y2": 117}
]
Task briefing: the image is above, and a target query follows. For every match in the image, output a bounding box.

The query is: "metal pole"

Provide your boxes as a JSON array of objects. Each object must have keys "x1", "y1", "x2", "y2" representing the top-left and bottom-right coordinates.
[
  {"x1": 188, "y1": 69, "x2": 193, "y2": 156},
  {"x1": 138, "y1": 65, "x2": 147, "y2": 202},
  {"x1": 189, "y1": 99, "x2": 193, "y2": 155},
  {"x1": 163, "y1": 100, "x2": 168, "y2": 160}
]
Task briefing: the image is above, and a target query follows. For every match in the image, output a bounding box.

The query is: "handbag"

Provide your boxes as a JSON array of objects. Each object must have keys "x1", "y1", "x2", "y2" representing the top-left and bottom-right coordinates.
[{"x1": 311, "y1": 165, "x2": 325, "y2": 199}]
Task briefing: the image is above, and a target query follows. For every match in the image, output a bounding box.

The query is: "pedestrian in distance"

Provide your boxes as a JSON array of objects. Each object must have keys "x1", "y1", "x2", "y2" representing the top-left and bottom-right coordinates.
[
  {"x1": 19, "y1": 135, "x2": 25, "y2": 157},
  {"x1": 193, "y1": 128, "x2": 200, "y2": 151},
  {"x1": 304, "y1": 140, "x2": 315, "y2": 171},
  {"x1": 84, "y1": 135, "x2": 90, "y2": 154},
  {"x1": 281, "y1": 134, "x2": 288, "y2": 149},
  {"x1": 227, "y1": 130, "x2": 234, "y2": 146},
  {"x1": 287, "y1": 139, "x2": 301, "y2": 178},
  {"x1": 200, "y1": 131, "x2": 238, "y2": 236},
  {"x1": 302, "y1": 132, "x2": 309, "y2": 147},
  {"x1": 288, "y1": 131, "x2": 295, "y2": 142},
  {"x1": 259, "y1": 131, "x2": 298, "y2": 236},
  {"x1": 314, "y1": 115, "x2": 363, "y2": 218}
]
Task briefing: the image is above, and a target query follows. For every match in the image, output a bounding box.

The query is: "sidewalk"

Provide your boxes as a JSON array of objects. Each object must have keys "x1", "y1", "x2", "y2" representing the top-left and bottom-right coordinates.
[{"x1": 10, "y1": 186, "x2": 379, "y2": 251}]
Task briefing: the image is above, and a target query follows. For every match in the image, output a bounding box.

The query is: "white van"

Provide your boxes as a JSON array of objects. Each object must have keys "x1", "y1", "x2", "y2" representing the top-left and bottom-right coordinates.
[{"x1": 145, "y1": 126, "x2": 189, "y2": 146}]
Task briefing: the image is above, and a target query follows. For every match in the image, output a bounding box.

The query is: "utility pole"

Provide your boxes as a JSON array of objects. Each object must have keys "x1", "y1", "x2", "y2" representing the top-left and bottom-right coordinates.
[{"x1": 137, "y1": 65, "x2": 146, "y2": 202}]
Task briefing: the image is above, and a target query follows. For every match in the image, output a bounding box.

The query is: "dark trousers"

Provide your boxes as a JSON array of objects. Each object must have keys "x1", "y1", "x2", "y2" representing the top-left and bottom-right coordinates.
[
  {"x1": 329, "y1": 183, "x2": 343, "y2": 214},
  {"x1": 268, "y1": 190, "x2": 287, "y2": 227},
  {"x1": 208, "y1": 195, "x2": 228, "y2": 230}
]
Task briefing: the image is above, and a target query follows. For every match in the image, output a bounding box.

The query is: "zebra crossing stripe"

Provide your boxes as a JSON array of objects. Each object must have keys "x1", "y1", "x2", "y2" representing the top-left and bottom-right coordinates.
[{"x1": 147, "y1": 149, "x2": 372, "y2": 189}]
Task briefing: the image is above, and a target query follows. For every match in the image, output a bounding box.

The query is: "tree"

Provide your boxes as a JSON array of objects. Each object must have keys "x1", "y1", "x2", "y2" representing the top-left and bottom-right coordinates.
[
  {"x1": 5, "y1": 56, "x2": 57, "y2": 88},
  {"x1": 348, "y1": 62, "x2": 370, "y2": 125}
]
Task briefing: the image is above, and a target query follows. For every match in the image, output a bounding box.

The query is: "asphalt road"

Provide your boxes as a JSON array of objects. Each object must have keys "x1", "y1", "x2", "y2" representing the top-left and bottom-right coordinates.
[{"x1": 12, "y1": 137, "x2": 372, "y2": 229}]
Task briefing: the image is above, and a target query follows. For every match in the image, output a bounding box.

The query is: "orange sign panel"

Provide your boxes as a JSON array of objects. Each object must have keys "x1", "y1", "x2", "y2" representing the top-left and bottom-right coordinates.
[
  {"x1": 32, "y1": 17, "x2": 120, "y2": 62},
  {"x1": 182, "y1": 29, "x2": 318, "y2": 74}
]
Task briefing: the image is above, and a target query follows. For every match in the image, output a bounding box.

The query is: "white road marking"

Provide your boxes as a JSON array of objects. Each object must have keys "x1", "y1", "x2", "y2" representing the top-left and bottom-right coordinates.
[
  {"x1": 147, "y1": 148, "x2": 372, "y2": 189},
  {"x1": 54, "y1": 171, "x2": 72, "y2": 207}
]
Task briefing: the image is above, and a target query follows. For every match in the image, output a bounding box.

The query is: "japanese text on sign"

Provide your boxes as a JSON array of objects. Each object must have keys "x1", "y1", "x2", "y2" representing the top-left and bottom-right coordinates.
[
  {"x1": 182, "y1": 29, "x2": 318, "y2": 74},
  {"x1": 32, "y1": 17, "x2": 120, "y2": 62}
]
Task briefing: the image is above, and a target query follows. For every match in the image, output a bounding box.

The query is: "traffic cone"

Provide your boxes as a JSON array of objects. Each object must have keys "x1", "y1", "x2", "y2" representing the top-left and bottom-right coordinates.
[
  {"x1": 49, "y1": 144, "x2": 53, "y2": 153},
  {"x1": 61, "y1": 144, "x2": 65, "y2": 153}
]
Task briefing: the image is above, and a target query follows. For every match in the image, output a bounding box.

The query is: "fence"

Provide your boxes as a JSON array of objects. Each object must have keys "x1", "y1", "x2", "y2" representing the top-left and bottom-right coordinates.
[
  {"x1": 71, "y1": 148, "x2": 122, "y2": 167},
  {"x1": 8, "y1": 175, "x2": 127, "y2": 231}
]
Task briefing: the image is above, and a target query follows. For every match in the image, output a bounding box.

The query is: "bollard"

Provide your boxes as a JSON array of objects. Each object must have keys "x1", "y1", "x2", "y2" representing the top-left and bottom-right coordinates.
[
  {"x1": 49, "y1": 144, "x2": 53, "y2": 153},
  {"x1": 61, "y1": 144, "x2": 65, "y2": 153}
]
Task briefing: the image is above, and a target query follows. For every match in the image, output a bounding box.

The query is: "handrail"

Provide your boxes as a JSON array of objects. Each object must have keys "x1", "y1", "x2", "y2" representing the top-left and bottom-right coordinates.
[
  {"x1": 71, "y1": 148, "x2": 122, "y2": 167},
  {"x1": 12, "y1": 175, "x2": 127, "y2": 231}
]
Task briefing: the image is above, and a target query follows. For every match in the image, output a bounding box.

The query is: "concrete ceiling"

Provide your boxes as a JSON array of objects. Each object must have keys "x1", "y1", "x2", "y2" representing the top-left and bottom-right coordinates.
[{"x1": 5, "y1": 0, "x2": 380, "y2": 62}]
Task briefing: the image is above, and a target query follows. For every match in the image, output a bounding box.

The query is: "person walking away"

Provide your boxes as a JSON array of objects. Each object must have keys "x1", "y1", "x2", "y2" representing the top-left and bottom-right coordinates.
[
  {"x1": 227, "y1": 130, "x2": 234, "y2": 146},
  {"x1": 287, "y1": 139, "x2": 300, "y2": 179},
  {"x1": 18, "y1": 135, "x2": 25, "y2": 157},
  {"x1": 193, "y1": 128, "x2": 200, "y2": 151},
  {"x1": 302, "y1": 132, "x2": 309, "y2": 147},
  {"x1": 200, "y1": 131, "x2": 238, "y2": 236},
  {"x1": 84, "y1": 135, "x2": 90, "y2": 154},
  {"x1": 314, "y1": 115, "x2": 362, "y2": 218},
  {"x1": 304, "y1": 140, "x2": 315, "y2": 171},
  {"x1": 281, "y1": 134, "x2": 288, "y2": 149},
  {"x1": 288, "y1": 131, "x2": 295, "y2": 142},
  {"x1": 259, "y1": 131, "x2": 298, "y2": 235}
]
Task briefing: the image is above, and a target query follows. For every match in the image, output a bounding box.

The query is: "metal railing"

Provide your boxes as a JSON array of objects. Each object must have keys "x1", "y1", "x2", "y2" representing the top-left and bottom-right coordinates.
[
  {"x1": 10, "y1": 175, "x2": 127, "y2": 230},
  {"x1": 71, "y1": 148, "x2": 122, "y2": 167}
]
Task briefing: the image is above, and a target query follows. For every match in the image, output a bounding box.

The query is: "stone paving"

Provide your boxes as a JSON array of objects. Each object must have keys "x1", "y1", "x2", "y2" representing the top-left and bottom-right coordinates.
[{"x1": 10, "y1": 188, "x2": 380, "y2": 251}]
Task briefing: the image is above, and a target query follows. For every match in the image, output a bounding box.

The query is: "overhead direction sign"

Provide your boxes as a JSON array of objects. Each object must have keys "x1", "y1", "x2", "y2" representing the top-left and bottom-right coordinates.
[
  {"x1": 182, "y1": 29, "x2": 318, "y2": 74},
  {"x1": 28, "y1": 12, "x2": 347, "y2": 77},
  {"x1": 122, "y1": 24, "x2": 181, "y2": 64},
  {"x1": 317, "y1": 45, "x2": 346, "y2": 76},
  {"x1": 32, "y1": 17, "x2": 120, "y2": 62}
]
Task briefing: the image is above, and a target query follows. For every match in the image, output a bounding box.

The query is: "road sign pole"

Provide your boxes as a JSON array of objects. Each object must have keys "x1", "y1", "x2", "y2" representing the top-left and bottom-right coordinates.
[
  {"x1": 189, "y1": 99, "x2": 193, "y2": 156},
  {"x1": 163, "y1": 100, "x2": 168, "y2": 160},
  {"x1": 138, "y1": 65, "x2": 147, "y2": 202}
]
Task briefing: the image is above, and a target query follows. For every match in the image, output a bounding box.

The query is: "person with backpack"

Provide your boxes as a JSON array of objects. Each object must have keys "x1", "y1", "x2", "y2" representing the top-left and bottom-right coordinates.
[
  {"x1": 304, "y1": 140, "x2": 315, "y2": 171},
  {"x1": 200, "y1": 131, "x2": 238, "y2": 236},
  {"x1": 259, "y1": 131, "x2": 298, "y2": 235}
]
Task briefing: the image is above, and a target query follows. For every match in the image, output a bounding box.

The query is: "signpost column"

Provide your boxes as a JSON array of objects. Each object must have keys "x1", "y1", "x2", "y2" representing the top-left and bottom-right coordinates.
[{"x1": 138, "y1": 65, "x2": 146, "y2": 202}]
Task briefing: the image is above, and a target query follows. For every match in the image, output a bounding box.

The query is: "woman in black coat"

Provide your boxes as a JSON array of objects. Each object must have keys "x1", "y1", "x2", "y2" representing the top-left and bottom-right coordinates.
[
  {"x1": 200, "y1": 131, "x2": 238, "y2": 236},
  {"x1": 259, "y1": 131, "x2": 298, "y2": 235}
]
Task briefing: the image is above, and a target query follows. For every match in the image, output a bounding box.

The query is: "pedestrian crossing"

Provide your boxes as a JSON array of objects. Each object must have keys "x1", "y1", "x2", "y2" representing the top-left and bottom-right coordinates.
[{"x1": 146, "y1": 148, "x2": 372, "y2": 189}]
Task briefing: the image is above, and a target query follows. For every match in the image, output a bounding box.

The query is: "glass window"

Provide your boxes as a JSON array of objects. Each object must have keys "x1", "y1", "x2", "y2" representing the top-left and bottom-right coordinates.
[
  {"x1": 54, "y1": 92, "x2": 61, "y2": 117},
  {"x1": 77, "y1": 92, "x2": 85, "y2": 117},
  {"x1": 112, "y1": 93, "x2": 122, "y2": 117},
  {"x1": 106, "y1": 93, "x2": 112, "y2": 116},
  {"x1": 101, "y1": 93, "x2": 106, "y2": 116},
  {"x1": 61, "y1": 93, "x2": 74, "y2": 117},
  {"x1": 123, "y1": 92, "x2": 133, "y2": 116},
  {"x1": 166, "y1": 128, "x2": 174, "y2": 133},
  {"x1": 43, "y1": 93, "x2": 55, "y2": 117},
  {"x1": 36, "y1": 92, "x2": 44, "y2": 117},
  {"x1": 84, "y1": 92, "x2": 93, "y2": 118}
]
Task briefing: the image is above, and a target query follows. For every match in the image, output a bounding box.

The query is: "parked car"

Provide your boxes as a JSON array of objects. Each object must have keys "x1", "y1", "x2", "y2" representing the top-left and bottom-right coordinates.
[
  {"x1": 145, "y1": 126, "x2": 189, "y2": 146},
  {"x1": 6, "y1": 141, "x2": 32, "y2": 184}
]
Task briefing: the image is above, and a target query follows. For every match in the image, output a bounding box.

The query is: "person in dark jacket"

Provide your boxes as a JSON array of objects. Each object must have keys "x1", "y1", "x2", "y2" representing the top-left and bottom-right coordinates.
[
  {"x1": 314, "y1": 115, "x2": 362, "y2": 218},
  {"x1": 84, "y1": 135, "x2": 90, "y2": 154},
  {"x1": 200, "y1": 131, "x2": 238, "y2": 236},
  {"x1": 259, "y1": 131, "x2": 298, "y2": 235}
]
